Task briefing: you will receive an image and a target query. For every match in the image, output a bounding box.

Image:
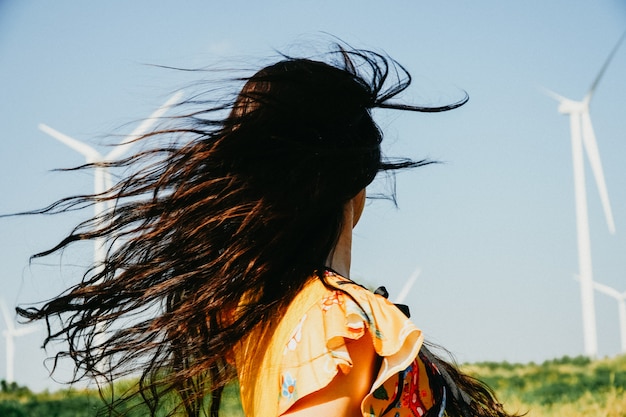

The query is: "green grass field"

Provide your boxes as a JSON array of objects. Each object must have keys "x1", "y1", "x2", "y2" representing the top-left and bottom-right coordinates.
[
  {"x1": 464, "y1": 354, "x2": 626, "y2": 417},
  {"x1": 2, "y1": 355, "x2": 625, "y2": 416}
]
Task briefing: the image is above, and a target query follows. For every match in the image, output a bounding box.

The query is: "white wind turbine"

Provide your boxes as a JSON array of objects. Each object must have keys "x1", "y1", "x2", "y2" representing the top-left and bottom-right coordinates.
[
  {"x1": 1, "y1": 299, "x2": 39, "y2": 383},
  {"x1": 591, "y1": 281, "x2": 626, "y2": 354},
  {"x1": 545, "y1": 32, "x2": 625, "y2": 358},
  {"x1": 38, "y1": 92, "x2": 182, "y2": 272},
  {"x1": 38, "y1": 92, "x2": 182, "y2": 376}
]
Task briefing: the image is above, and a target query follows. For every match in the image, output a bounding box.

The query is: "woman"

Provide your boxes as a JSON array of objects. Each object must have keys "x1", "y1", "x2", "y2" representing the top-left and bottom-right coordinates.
[{"x1": 19, "y1": 46, "x2": 516, "y2": 417}]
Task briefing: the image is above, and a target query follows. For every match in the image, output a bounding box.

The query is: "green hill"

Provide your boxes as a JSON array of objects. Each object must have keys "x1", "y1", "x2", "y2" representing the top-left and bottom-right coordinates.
[{"x1": 2, "y1": 355, "x2": 625, "y2": 416}]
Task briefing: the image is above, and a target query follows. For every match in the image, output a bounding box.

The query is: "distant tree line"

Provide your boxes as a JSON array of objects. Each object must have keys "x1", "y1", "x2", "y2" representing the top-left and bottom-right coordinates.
[{"x1": 466, "y1": 355, "x2": 626, "y2": 406}]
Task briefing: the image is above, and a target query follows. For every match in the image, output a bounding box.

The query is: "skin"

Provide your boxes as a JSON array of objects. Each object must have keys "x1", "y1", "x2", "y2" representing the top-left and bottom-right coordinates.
[
  {"x1": 283, "y1": 189, "x2": 377, "y2": 417},
  {"x1": 325, "y1": 189, "x2": 366, "y2": 278}
]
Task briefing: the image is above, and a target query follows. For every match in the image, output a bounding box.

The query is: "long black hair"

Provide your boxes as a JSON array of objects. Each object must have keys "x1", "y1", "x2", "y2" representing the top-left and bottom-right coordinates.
[{"x1": 13, "y1": 45, "x2": 516, "y2": 417}]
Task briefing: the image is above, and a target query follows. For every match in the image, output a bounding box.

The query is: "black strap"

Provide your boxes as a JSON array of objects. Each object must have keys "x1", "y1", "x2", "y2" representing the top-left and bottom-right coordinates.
[{"x1": 374, "y1": 286, "x2": 411, "y2": 318}]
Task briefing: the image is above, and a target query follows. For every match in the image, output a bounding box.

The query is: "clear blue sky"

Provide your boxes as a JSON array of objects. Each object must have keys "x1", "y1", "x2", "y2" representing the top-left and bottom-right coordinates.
[{"x1": 1, "y1": 1, "x2": 625, "y2": 391}]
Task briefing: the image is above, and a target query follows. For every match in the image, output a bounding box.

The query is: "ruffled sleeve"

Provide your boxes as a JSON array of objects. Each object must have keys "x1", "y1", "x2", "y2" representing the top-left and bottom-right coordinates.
[{"x1": 277, "y1": 271, "x2": 427, "y2": 416}]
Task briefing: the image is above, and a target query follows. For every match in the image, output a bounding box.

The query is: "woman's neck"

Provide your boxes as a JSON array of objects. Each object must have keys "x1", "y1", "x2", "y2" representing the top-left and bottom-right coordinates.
[{"x1": 326, "y1": 202, "x2": 355, "y2": 278}]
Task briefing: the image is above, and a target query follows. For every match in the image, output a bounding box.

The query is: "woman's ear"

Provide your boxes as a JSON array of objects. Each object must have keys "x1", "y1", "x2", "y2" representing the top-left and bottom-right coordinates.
[{"x1": 352, "y1": 189, "x2": 366, "y2": 227}]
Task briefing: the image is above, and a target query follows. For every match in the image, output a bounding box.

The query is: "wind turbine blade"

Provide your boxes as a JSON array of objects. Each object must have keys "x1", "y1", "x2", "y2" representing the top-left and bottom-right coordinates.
[
  {"x1": 394, "y1": 267, "x2": 421, "y2": 304},
  {"x1": 540, "y1": 86, "x2": 568, "y2": 103},
  {"x1": 586, "y1": 31, "x2": 626, "y2": 102},
  {"x1": 13, "y1": 325, "x2": 39, "y2": 337},
  {"x1": 581, "y1": 112, "x2": 615, "y2": 234},
  {"x1": 105, "y1": 91, "x2": 183, "y2": 161},
  {"x1": 592, "y1": 281, "x2": 622, "y2": 299},
  {"x1": 0, "y1": 299, "x2": 15, "y2": 332},
  {"x1": 39, "y1": 124, "x2": 101, "y2": 162}
]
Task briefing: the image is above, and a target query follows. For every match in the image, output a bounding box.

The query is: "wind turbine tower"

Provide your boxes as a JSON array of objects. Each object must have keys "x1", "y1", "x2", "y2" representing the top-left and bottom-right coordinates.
[
  {"x1": 1, "y1": 299, "x2": 38, "y2": 383},
  {"x1": 545, "y1": 33, "x2": 625, "y2": 357}
]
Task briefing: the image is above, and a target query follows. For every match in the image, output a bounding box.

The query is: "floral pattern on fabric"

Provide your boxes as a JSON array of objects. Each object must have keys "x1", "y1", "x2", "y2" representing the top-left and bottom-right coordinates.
[
  {"x1": 281, "y1": 371, "x2": 297, "y2": 400},
  {"x1": 284, "y1": 314, "x2": 307, "y2": 355},
  {"x1": 366, "y1": 357, "x2": 435, "y2": 417},
  {"x1": 276, "y1": 270, "x2": 432, "y2": 416}
]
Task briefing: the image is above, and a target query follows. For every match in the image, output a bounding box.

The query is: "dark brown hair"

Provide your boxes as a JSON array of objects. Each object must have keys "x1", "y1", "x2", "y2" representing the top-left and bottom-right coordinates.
[{"x1": 15, "y1": 46, "x2": 515, "y2": 417}]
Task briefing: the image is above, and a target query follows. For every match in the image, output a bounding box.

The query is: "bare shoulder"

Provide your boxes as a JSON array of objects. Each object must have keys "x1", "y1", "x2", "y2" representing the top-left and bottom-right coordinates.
[{"x1": 281, "y1": 331, "x2": 378, "y2": 417}]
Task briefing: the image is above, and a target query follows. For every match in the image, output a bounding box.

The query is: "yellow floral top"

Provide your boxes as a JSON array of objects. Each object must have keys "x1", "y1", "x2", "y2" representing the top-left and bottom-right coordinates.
[{"x1": 233, "y1": 270, "x2": 439, "y2": 417}]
